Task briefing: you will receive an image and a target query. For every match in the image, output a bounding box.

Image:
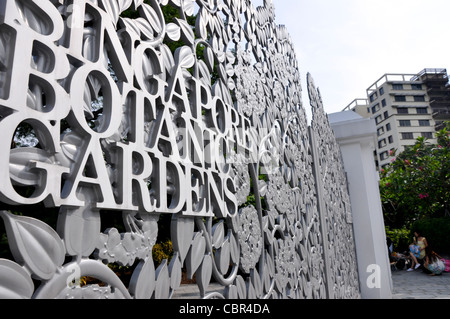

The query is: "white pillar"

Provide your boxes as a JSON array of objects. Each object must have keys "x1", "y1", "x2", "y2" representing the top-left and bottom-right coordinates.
[{"x1": 329, "y1": 111, "x2": 392, "y2": 299}]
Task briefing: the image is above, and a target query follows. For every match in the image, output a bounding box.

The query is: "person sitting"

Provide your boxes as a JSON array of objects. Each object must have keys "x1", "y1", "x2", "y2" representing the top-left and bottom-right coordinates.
[
  {"x1": 407, "y1": 231, "x2": 428, "y2": 271},
  {"x1": 407, "y1": 243, "x2": 421, "y2": 271},
  {"x1": 424, "y1": 246, "x2": 445, "y2": 276}
]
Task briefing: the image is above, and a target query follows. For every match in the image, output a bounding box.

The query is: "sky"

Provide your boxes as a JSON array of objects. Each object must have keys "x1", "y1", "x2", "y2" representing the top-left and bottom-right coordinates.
[{"x1": 269, "y1": 0, "x2": 450, "y2": 117}]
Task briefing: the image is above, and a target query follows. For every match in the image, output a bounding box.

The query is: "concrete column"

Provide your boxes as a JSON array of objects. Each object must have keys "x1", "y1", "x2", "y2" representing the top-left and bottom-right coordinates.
[{"x1": 329, "y1": 111, "x2": 392, "y2": 299}]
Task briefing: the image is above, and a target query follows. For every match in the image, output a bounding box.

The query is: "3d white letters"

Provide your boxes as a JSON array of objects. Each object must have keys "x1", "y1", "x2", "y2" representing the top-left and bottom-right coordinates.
[{"x1": 0, "y1": 0, "x2": 361, "y2": 299}]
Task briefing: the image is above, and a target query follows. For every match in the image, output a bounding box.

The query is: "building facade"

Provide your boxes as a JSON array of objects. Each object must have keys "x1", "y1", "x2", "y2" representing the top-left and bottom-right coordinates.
[
  {"x1": 344, "y1": 69, "x2": 449, "y2": 169},
  {"x1": 412, "y1": 69, "x2": 450, "y2": 131}
]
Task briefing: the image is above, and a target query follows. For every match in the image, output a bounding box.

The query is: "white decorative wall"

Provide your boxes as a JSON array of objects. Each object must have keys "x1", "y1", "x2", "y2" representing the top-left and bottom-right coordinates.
[
  {"x1": 0, "y1": 0, "x2": 364, "y2": 299},
  {"x1": 329, "y1": 111, "x2": 393, "y2": 299}
]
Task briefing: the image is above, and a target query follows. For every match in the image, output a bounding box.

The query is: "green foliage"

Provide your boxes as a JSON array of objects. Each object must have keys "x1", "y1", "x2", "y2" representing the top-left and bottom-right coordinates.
[
  {"x1": 152, "y1": 240, "x2": 174, "y2": 267},
  {"x1": 385, "y1": 227, "x2": 411, "y2": 252},
  {"x1": 380, "y1": 122, "x2": 450, "y2": 228},
  {"x1": 412, "y1": 218, "x2": 450, "y2": 253}
]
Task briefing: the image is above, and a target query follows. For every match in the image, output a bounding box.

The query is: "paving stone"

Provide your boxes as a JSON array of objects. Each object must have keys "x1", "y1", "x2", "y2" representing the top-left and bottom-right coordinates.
[
  {"x1": 391, "y1": 270, "x2": 450, "y2": 299},
  {"x1": 172, "y1": 270, "x2": 450, "y2": 299}
]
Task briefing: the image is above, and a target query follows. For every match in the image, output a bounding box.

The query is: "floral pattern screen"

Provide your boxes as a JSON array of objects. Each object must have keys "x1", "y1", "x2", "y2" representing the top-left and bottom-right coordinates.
[{"x1": 0, "y1": 0, "x2": 360, "y2": 299}]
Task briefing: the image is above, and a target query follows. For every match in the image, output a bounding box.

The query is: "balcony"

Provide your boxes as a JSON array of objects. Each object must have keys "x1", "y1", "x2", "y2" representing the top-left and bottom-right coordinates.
[
  {"x1": 430, "y1": 99, "x2": 450, "y2": 108},
  {"x1": 432, "y1": 109, "x2": 450, "y2": 119},
  {"x1": 411, "y1": 68, "x2": 449, "y2": 82}
]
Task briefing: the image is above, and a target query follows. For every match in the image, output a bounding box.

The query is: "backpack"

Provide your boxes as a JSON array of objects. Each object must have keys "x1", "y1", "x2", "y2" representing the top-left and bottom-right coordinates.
[
  {"x1": 396, "y1": 259, "x2": 406, "y2": 270},
  {"x1": 442, "y1": 259, "x2": 450, "y2": 273}
]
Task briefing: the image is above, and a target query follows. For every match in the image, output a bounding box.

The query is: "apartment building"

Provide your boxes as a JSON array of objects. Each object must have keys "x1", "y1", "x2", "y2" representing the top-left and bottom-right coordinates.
[
  {"x1": 412, "y1": 69, "x2": 450, "y2": 131},
  {"x1": 344, "y1": 69, "x2": 447, "y2": 169}
]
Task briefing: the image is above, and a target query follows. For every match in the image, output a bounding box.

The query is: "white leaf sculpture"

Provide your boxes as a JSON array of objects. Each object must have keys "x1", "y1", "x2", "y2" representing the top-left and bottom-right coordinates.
[
  {"x1": 225, "y1": 284, "x2": 238, "y2": 299},
  {"x1": 129, "y1": 257, "x2": 156, "y2": 299},
  {"x1": 251, "y1": 268, "x2": 262, "y2": 297},
  {"x1": 246, "y1": 278, "x2": 256, "y2": 299},
  {"x1": 57, "y1": 206, "x2": 101, "y2": 258},
  {"x1": 185, "y1": 231, "x2": 206, "y2": 279},
  {"x1": 15, "y1": 0, "x2": 52, "y2": 35},
  {"x1": 204, "y1": 47, "x2": 215, "y2": 72},
  {"x1": 168, "y1": 252, "x2": 182, "y2": 290},
  {"x1": 196, "y1": 254, "x2": 212, "y2": 297},
  {"x1": 215, "y1": 240, "x2": 230, "y2": 275},
  {"x1": 0, "y1": 259, "x2": 34, "y2": 299},
  {"x1": 166, "y1": 23, "x2": 181, "y2": 42},
  {"x1": 135, "y1": 17, "x2": 155, "y2": 40},
  {"x1": 100, "y1": 0, "x2": 120, "y2": 26},
  {"x1": 141, "y1": 3, "x2": 163, "y2": 34},
  {"x1": 211, "y1": 220, "x2": 224, "y2": 248},
  {"x1": 235, "y1": 275, "x2": 246, "y2": 299},
  {"x1": 170, "y1": 215, "x2": 194, "y2": 263},
  {"x1": 176, "y1": 18, "x2": 195, "y2": 45},
  {"x1": 154, "y1": 259, "x2": 170, "y2": 299},
  {"x1": 229, "y1": 231, "x2": 239, "y2": 264},
  {"x1": 0, "y1": 211, "x2": 65, "y2": 281},
  {"x1": 175, "y1": 46, "x2": 195, "y2": 69}
]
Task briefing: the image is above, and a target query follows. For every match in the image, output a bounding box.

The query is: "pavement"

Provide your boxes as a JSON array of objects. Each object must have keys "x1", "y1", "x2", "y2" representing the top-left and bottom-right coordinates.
[
  {"x1": 173, "y1": 267, "x2": 450, "y2": 299},
  {"x1": 391, "y1": 267, "x2": 450, "y2": 299}
]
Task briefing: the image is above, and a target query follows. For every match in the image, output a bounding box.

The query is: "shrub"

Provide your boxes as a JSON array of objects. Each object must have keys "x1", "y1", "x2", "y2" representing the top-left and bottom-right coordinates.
[
  {"x1": 152, "y1": 240, "x2": 174, "y2": 267},
  {"x1": 385, "y1": 227, "x2": 411, "y2": 253},
  {"x1": 412, "y1": 218, "x2": 450, "y2": 254}
]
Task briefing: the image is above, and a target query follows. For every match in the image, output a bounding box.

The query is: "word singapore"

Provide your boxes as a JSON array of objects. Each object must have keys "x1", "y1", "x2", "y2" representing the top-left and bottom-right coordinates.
[{"x1": 0, "y1": 0, "x2": 257, "y2": 218}]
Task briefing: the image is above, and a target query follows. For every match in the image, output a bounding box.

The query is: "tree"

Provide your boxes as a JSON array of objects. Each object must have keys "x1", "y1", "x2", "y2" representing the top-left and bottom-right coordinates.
[{"x1": 380, "y1": 122, "x2": 450, "y2": 228}]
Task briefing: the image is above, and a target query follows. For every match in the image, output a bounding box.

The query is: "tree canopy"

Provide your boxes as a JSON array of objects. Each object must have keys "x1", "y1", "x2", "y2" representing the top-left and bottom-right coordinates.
[{"x1": 380, "y1": 122, "x2": 450, "y2": 228}]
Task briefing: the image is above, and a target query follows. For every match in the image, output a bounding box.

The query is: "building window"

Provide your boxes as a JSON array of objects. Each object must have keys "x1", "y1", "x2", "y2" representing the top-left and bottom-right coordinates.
[
  {"x1": 386, "y1": 123, "x2": 392, "y2": 131},
  {"x1": 375, "y1": 115, "x2": 382, "y2": 124},
  {"x1": 370, "y1": 92, "x2": 378, "y2": 102},
  {"x1": 422, "y1": 132, "x2": 433, "y2": 139},
  {"x1": 419, "y1": 120, "x2": 430, "y2": 126},
  {"x1": 380, "y1": 151, "x2": 389, "y2": 161},
  {"x1": 384, "y1": 111, "x2": 389, "y2": 119},
  {"x1": 379, "y1": 87, "x2": 385, "y2": 95},
  {"x1": 372, "y1": 104, "x2": 380, "y2": 114},
  {"x1": 411, "y1": 84, "x2": 422, "y2": 90},
  {"x1": 416, "y1": 107, "x2": 428, "y2": 114},
  {"x1": 402, "y1": 132, "x2": 414, "y2": 140},
  {"x1": 382, "y1": 99, "x2": 387, "y2": 107},
  {"x1": 399, "y1": 120, "x2": 411, "y2": 127},
  {"x1": 398, "y1": 108, "x2": 409, "y2": 114},
  {"x1": 388, "y1": 136, "x2": 394, "y2": 144},
  {"x1": 395, "y1": 95, "x2": 406, "y2": 102},
  {"x1": 377, "y1": 127, "x2": 385, "y2": 136},
  {"x1": 414, "y1": 95, "x2": 425, "y2": 102},
  {"x1": 393, "y1": 84, "x2": 404, "y2": 90}
]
